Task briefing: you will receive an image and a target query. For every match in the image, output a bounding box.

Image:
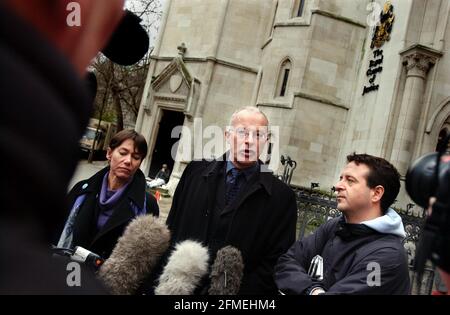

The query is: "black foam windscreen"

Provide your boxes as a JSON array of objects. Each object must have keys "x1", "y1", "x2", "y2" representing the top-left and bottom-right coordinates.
[
  {"x1": 85, "y1": 71, "x2": 97, "y2": 102},
  {"x1": 102, "y1": 10, "x2": 149, "y2": 66}
]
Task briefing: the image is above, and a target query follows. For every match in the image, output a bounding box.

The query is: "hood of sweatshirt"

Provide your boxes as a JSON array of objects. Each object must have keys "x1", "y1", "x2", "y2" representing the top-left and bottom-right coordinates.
[{"x1": 360, "y1": 208, "x2": 406, "y2": 238}]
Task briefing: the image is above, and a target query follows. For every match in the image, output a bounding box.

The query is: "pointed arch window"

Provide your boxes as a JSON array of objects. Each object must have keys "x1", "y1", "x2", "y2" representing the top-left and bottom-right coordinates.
[
  {"x1": 276, "y1": 59, "x2": 292, "y2": 97},
  {"x1": 294, "y1": 0, "x2": 306, "y2": 17}
]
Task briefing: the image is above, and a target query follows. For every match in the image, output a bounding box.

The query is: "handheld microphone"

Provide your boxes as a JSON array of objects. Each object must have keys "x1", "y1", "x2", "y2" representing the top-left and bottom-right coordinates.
[
  {"x1": 51, "y1": 246, "x2": 104, "y2": 270},
  {"x1": 71, "y1": 246, "x2": 104, "y2": 269},
  {"x1": 308, "y1": 255, "x2": 324, "y2": 281},
  {"x1": 98, "y1": 215, "x2": 170, "y2": 295},
  {"x1": 208, "y1": 246, "x2": 244, "y2": 295},
  {"x1": 155, "y1": 240, "x2": 209, "y2": 295}
]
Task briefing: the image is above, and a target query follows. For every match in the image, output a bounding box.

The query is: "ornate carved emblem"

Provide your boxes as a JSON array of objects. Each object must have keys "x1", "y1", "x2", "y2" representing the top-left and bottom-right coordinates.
[
  {"x1": 370, "y1": 1, "x2": 395, "y2": 49},
  {"x1": 169, "y1": 74, "x2": 183, "y2": 93}
]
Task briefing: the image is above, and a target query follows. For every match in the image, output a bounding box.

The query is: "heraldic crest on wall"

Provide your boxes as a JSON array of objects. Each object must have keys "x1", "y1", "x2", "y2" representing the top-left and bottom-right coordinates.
[{"x1": 371, "y1": 1, "x2": 395, "y2": 49}]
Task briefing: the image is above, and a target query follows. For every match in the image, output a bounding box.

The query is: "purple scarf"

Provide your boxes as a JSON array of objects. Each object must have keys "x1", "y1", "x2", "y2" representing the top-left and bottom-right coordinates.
[{"x1": 97, "y1": 171, "x2": 131, "y2": 230}]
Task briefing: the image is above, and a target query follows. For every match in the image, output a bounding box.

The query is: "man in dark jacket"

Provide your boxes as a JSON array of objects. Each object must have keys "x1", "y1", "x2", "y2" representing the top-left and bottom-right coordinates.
[
  {"x1": 148, "y1": 164, "x2": 171, "y2": 188},
  {"x1": 275, "y1": 153, "x2": 410, "y2": 295},
  {"x1": 164, "y1": 106, "x2": 297, "y2": 295},
  {"x1": 0, "y1": 0, "x2": 128, "y2": 294},
  {"x1": 156, "y1": 164, "x2": 171, "y2": 183}
]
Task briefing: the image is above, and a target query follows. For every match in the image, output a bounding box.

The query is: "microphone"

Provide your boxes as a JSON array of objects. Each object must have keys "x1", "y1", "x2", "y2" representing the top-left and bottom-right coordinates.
[
  {"x1": 71, "y1": 246, "x2": 104, "y2": 269},
  {"x1": 85, "y1": 71, "x2": 97, "y2": 102},
  {"x1": 308, "y1": 255, "x2": 324, "y2": 281},
  {"x1": 51, "y1": 246, "x2": 104, "y2": 271},
  {"x1": 102, "y1": 10, "x2": 149, "y2": 66},
  {"x1": 97, "y1": 215, "x2": 170, "y2": 295},
  {"x1": 208, "y1": 246, "x2": 244, "y2": 295},
  {"x1": 155, "y1": 240, "x2": 209, "y2": 295}
]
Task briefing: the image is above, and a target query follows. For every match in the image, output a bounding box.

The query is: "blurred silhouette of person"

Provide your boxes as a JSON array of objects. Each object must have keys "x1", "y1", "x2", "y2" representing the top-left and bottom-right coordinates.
[
  {"x1": 0, "y1": 0, "x2": 148, "y2": 293},
  {"x1": 148, "y1": 164, "x2": 171, "y2": 188}
]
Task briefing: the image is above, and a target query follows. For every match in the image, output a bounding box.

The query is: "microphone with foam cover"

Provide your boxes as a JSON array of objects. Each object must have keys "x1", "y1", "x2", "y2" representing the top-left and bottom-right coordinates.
[
  {"x1": 97, "y1": 215, "x2": 170, "y2": 295},
  {"x1": 102, "y1": 10, "x2": 149, "y2": 66},
  {"x1": 155, "y1": 240, "x2": 209, "y2": 295},
  {"x1": 208, "y1": 246, "x2": 244, "y2": 295}
]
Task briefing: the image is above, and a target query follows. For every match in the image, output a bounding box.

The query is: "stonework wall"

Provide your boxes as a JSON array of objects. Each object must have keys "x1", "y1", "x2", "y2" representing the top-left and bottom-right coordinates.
[
  {"x1": 158, "y1": 0, "x2": 226, "y2": 58},
  {"x1": 216, "y1": 0, "x2": 272, "y2": 66},
  {"x1": 136, "y1": 0, "x2": 450, "y2": 209}
]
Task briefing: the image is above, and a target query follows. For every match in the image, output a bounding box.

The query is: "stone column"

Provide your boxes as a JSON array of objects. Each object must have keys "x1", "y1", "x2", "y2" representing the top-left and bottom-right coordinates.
[{"x1": 391, "y1": 45, "x2": 440, "y2": 176}]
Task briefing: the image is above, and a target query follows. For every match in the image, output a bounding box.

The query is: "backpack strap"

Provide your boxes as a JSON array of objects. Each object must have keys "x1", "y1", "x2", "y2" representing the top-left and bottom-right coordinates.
[
  {"x1": 129, "y1": 192, "x2": 147, "y2": 217},
  {"x1": 57, "y1": 194, "x2": 87, "y2": 249}
]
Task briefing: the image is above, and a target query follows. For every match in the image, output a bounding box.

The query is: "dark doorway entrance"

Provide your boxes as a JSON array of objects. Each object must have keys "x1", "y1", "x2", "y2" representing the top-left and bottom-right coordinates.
[
  {"x1": 149, "y1": 110, "x2": 185, "y2": 179},
  {"x1": 436, "y1": 128, "x2": 448, "y2": 152}
]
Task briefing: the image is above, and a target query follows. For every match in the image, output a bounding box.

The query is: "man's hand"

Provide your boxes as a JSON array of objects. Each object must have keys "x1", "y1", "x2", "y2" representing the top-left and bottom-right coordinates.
[
  {"x1": 309, "y1": 287, "x2": 326, "y2": 295},
  {"x1": 426, "y1": 197, "x2": 436, "y2": 216}
]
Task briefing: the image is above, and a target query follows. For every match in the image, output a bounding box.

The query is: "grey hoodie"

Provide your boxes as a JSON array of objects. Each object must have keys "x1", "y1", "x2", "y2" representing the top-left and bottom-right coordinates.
[{"x1": 361, "y1": 208, "x2": 406, "y2": 238}]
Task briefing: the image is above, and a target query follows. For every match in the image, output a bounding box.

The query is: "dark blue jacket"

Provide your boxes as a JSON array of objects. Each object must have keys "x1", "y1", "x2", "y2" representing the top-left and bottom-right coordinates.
[{"x1": 275, "y1": 215, "x2": 410, "y2": 295}]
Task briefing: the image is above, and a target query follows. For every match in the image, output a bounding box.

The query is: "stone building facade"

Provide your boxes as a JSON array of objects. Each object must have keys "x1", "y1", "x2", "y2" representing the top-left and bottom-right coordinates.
[{"x1": 135, "y1": 0, "x2": 450, "y2": 208}]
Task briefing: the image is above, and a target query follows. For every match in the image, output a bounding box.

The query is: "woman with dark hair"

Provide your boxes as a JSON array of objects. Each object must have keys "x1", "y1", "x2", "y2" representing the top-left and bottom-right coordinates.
[{"x1": 57, "y1": 130, "x2": 159, "y2": 259}]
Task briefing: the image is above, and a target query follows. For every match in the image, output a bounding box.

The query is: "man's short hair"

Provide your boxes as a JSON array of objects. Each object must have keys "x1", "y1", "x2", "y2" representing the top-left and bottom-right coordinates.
[
  {"x1": 109, "y1": 129, "x2": 148, "y2": 159},
  {"x1": 228, "y1": 106, "x2": 269, "y2": 129},
  {"x1": 346, "y1": 153, "x2": 400, "y2": 213}
]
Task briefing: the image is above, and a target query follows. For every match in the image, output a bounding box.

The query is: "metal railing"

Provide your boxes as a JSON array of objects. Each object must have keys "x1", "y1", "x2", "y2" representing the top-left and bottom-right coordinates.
[{"x1": 279, "y1": 155, "x2": 297, "y2": 185}]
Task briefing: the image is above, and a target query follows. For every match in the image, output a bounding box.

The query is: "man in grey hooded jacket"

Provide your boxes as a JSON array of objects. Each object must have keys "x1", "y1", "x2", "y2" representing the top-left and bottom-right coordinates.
[{"x1": 275, "y1": 153, "x2": 410, "y2": 295}]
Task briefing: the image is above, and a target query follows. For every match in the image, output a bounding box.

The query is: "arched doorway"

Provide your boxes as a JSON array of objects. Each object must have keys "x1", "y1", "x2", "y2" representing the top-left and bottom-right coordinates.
[{"x1": 148, "y1": 110, "x2": 185, "y2": 179}]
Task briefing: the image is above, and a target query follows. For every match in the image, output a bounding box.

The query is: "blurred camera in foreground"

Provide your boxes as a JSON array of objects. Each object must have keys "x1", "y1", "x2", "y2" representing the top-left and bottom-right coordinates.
[{"x1": 406, "y1": 144, "x2": 450, "y2": 275}]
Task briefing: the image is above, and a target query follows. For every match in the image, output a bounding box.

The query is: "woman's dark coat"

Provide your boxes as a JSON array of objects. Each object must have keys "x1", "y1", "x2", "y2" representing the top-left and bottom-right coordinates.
[{"x1": 66, "y1": 167, "x2": 159, "y2": 259}]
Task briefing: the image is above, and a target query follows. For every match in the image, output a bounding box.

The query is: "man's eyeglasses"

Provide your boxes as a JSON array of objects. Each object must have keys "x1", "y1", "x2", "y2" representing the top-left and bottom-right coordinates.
[{"x1": 232, "y1": 128, "x2": 268, "y2": 140}]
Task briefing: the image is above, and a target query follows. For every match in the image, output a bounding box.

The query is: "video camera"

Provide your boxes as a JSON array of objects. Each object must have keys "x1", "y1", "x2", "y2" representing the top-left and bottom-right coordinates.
[{"x1": 405, "y1": 134, "x2": 450, "y2": 275}]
